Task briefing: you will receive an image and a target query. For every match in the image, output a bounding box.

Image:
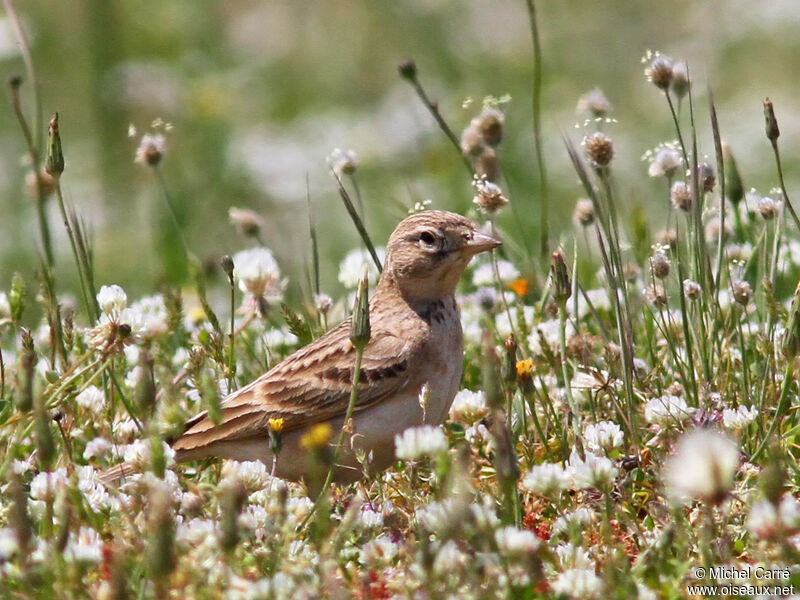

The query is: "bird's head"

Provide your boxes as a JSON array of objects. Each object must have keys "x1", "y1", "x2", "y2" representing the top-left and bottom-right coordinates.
[{"x1": 380, "y1": 210, "x2": 501, "y2": 303}]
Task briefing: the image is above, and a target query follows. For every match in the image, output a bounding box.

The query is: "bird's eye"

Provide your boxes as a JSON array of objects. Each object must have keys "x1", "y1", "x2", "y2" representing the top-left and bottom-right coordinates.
[{"x1": 419, "y1": 231, "x2": 437, "y2": 246}]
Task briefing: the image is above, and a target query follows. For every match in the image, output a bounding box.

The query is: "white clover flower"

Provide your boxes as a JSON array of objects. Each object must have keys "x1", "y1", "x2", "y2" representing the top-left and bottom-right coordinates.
[
  {"x1": 112, "y1": 417, "x2": 140, "y2": 442},
  {"x1": 96, "y1": 284, "x2": 127, "y2": 317},
  {"x1": 120, "y1": 439, "x2": 176, "y2": 471},
  {"x1": 433, "y1": 540, "x2": 467, "y2": 576},
  {"x1": 552, "y1": 508, "x2": 596, "y2": 538},
  {"x1": 358, "y1": 535, "x2": 398, "y2": 567},
  {"x1": 472, "y1": 259, "x2": 519, "y2": 287},
  {"x1": 495, "y1": 526, "x2": 540, "y2": 557},
  {"x1": 0, "y1": 292, "x2": 10, "y2": 320},
  {"x1": 357, "y1": 505, "x2": 384, "y2": 530},
  {"x1": 0, "y1": 528, "x2": 18, "y2": 562},
  {"x1": 337, "y1": 247, "x2": 385, "y2": 289},
  {"x1": 554, "y1": 542, "x2": 593, "y2": 570},
  {"x1": 779, "y1": 494, "x2": 800, "y2": 529},
  {"x1": 528, "y1": 318, "x2": 574, "y2": 354},
  {"x1": 449, "y1": 389, "x2": 488, "y2": 424},
  {"x1": 233, "y1": 247, "x2": 286, "y2": 302},
  {"x1": 747, "y1": 500, "x2": 778, "y2": 540},
  {"x1": 176, "y1": 518, "x2": 216, "y2": 547},
  {"x1": 30, "y1": 469, "x2": 69, "y2": 500},
  {"x1": 394, "y1": 425, "x2": 448, "y2": 461},
  {"x1": 664, "y1": 429, "x2": 739, "y2": 504},
  {"x1": 83, "y1": 437, "x2": 112, "y2": 461},
  {"x1": 221, "y1": 460, "x2": 270, "y2": 494},
  {"x1": 464, "y1": 423, "x2": 493, "y2": 450},
  {"x1": 64, "y1": 527, "x2": 102, "y2": 564},
  {"x1": 551, "y1": 568, "x2": 604, "y2": 600},
  {"x1": 643, "y1": 394, "x2": 694, "y2": 426},
  {"x1": 75, "y1": 385, "x2": 105, "y2": 412},
  {"x1": 134, "y1": 133, "x2": 166, "y2": 166},
  {"x1": 582, "y1": 421, "x2": 624, "y2": 455},
  {"x1": 722, "y1": 405, "x2": 758, "y2": 430},
  {"x1": 415, "y1": 499, "x2": 462, "y2": 531},
  {"x1": 128, "y1": 294, "x2": 168, "y2": 339},
  {"x1": 567, "y1": 449, "x2": 618, "y2": 490},
  {"x1": 523, "y1": 462, "x2": 570, "y2": 497}
]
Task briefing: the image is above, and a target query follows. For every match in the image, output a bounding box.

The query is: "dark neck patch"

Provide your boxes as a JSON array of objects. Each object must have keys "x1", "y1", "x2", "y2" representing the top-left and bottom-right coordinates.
[{"x1": 417, "y1": 298, "x2": 454, "y2": 325}]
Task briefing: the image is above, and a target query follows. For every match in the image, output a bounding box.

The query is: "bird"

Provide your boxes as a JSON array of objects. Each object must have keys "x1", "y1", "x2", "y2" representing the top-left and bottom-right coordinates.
[{"x1": 106, "y1": 210, "x2": 500, "y2": 484}]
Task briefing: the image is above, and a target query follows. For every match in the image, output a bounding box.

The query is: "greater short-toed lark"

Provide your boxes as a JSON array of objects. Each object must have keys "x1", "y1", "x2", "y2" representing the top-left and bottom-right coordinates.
[{"x1": 112, "y1": 210, "x2": 500, "y2": 483}]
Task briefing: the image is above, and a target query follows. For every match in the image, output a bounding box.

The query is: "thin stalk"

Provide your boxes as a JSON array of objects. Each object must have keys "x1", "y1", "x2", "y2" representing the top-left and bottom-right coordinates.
[
  {"x1": 154, "y1": 166, "x2": 189, "y2": 258},
  {"x1": 664, "y1": 91, "x2": 688, "y2": 168},
  {"x1": 53, "y1": 180, "x2": 93, "y2": 320},
  {"x1": 332, "y1": 170, "x2": 382, "y2": 273},
  {"x1": 558, "y1": 302, "x2": 579, "y2": 432},
  {"x1": 750, "y1": 359, "x2": 793, "y2": 462},
  {"x1": 524, "y1": 0, "x2": 549, "y2": 256},
  {"x1": 769, "y1": 138, "x2": 800, "y2": 232}
]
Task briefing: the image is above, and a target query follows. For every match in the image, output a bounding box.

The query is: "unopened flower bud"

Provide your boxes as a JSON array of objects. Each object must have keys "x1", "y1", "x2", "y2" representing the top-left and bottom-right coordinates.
[
  {"x1": 134, "y1": 133, "x2": 165, "y2": 167},
  {"x1": 722, "y1": 142, "x2": 744, "y2": 205},
  {"x1": 503, "y1": 335, "x2": 517, "y2": 385},
  {"x1": 550, "y1": 251, "x2": 571, "y2": 304},
  {"x1": 398, "y1": 59, "x2": 417, "y2": 81},
  {"x1": 764, "y1": 98, "x2": 780, "y2": 143},
  {"x1": 16, "y1": 329, "x2": 35, "y2": 412},
  {"x1": 758, "y1": 197, "x2": 777, "y2": 220},
  {"x1": 220, "y1": 255, "x2": 234, "y2": 283},
  {"x1": 645, "y1": 55, "x2": 673, "y2": 91},
  {"x1": 460, "y1": 124, "x2": 484, "y2": 157},
  {"x1": 45, "y1": 113, "x2": 65, "y2": 176},
  {"x1": 228, "y1": 207, "x2": 264, "y2": 239},
  {"x1": 782, "y1": 281, "x2": 800, "y2": 358},
  {"x1": 350, "y1": 267, "x2": 371, "y2": 351},
  {"x1": 315, "y1": 293, "x2": 333, "y2": 315},
  {"x1": 573, "y1": 198, "x2": 595, "y2": 226},
  {"x1": 10, "y1": 272, "x2": 26, "y2": 323},
  {"x1": 670, "y1": 181, "x2": 692, "y2": 212},
  {"x1": 576, "y1": 88, "x2": 611, "y2": 118},
  {"x1": 584, "y1": 132, "x2": 614, "y2": 168}
]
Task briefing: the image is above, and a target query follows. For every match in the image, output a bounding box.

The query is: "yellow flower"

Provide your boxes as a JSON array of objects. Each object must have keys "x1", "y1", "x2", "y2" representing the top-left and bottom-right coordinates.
[
  {"x1": 516, "y1": 359, "x2": 534, "y2": 379},
  {"x1": 268, "y1": 417, "x2": 285, "y2": 434},
  {"x1": 300, "y1": 423, "x2": 332, "y2": 449}
]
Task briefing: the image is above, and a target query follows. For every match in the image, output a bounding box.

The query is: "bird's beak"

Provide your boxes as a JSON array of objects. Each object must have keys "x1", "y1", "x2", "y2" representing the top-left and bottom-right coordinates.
[{"x1": 463, "y1": 230, "x2": 502, "y2": 255}]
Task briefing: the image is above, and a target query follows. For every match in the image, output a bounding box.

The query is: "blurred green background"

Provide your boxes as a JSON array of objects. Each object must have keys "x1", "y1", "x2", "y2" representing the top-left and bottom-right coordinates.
[{"x1": 1, "y1": 0, "x2": 798, "y2": 305}]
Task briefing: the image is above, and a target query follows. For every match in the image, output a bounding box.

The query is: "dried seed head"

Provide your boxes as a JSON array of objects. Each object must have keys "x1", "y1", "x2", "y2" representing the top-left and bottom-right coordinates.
[
  {"x1": 731, "y1": 280, "x2": 752, "y2": 306},
  {"x1": 573, "y1": 198, "x2": 595, "y2": 226},
  {"x1": 650, "y1": 252, "x2": 671, "y2": 280},
  {"x1": 655, "y1": 228, "x2": 678, "y2": 250},
  {"x1": 460, "y1": 123, "x2": 484, "y2": 157},
  {"x1": 763, "y1": 98, "x2": 780, "y2": 143},
  {"x1": 758, "y1": 196, "x2": 778, "y2": 220},
  {"x1": 329, "y1": 148, "x2": 359, "y2": 175},
  {"x1": 228, "y1": 207, "x2": 265, "y2": 238},
  {"x1": 220, "y1": 255, "x2": 234, "y2": 282},
  {"x1": 698, "y1": 162, "x2": 716, "y2": 193},
  {"x1": 645, "y1": 55, "x2": 674, "y2": 90},
  {"x1": 134, "y1": 133, "x2": 165, "y2": 166},
  {"x1": 314, "y1": 293, "x2": 333, "y2": 315},
  {"x1": 475, "y1": 146, "x2": 499, "y2": 182},
  {"x1": 577, "y1": 88, "x2": 611, "y2": 118},
  {"x1": 704, "y1": 217, "x2": 733, "y2": 245},
  {"x1": 648, "y1": 145, "x2": 682, "y2": 178},
  {"x1": 583, "y1": 132, "x2": 614, "y2": 168},
  {"x1": 476, "y1": 107, "x2": 504, "y2": 147},
  {"x1": 472, "y1": 178, "x2": 508, "y2": 215},
  {"x1": 644, "y1": 284, "x2": 667, "y2": 308},
  {"x1": 670, "y1": 181, "x2": 692, "y2": 212},
  {"x1": 671, "y1": 61, "x2": 689, "y2": 99}
]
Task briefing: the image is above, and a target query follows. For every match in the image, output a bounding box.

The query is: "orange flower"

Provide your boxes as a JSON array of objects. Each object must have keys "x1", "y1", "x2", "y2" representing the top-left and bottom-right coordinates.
[{"x1": 508, "y1": 278, "x2": 529, "y2": 297}]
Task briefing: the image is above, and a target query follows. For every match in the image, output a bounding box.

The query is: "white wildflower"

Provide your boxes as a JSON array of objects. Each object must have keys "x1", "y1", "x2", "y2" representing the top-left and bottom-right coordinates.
[
  {"x1": 329, "y1": 147, "x2": 359, "y2": 175},
  {"x1": 75, "y1": 385, "x2": 105, "y2": 412},
  {"x1": 582, "y1": 421, "x2": 624, "y2": 454},
  {"x1": 96, "y1": 284, "x2": 127, "y2": 317},
  {"x1": 646, "y1": 144, "x2": 682, "y2": 178},
  {"x1": 472, "y1": 259, "x2": 519, "y2": 286},
  {"x1": 722, "y1": 405, "x2": 758, "y2": 430},
  {"x1": 644, "y1": 395, "x2": 694, "y2": 426},
  {"x1": 30, "y1": 469, "x2": 68, "y2": 500},
  {"x1": 433, "y1": 540, "x2": 467, "y2": 576},
  {"x1": 464, "y1": 423, "x2": 493, "y2": 450},
  {"x1": 567, "y1": 449, "x2": 618, "y2": 490},
  {"x1": 551, "y1": 568, "x2": 604, "y2": 600},
  {"x1": 495, "y1": 526, "x2": 540, "y2": 557},
  {"x1": 64, "y1": 527, "x2": 103, "y2": 564},
  {"x1": 394, "y1": 425, "x2": 448, "y2": 461},
  {"x1": 221, "y1": 460, "x2": 270, "y2": 494},
  {"x1": 747, "y1": 500, "x2": 778, "y2": 540},
  {"x1": 176, "y1": 518, "x2": 216, "y2": 547},
  {"x1": 0, "y1": 529, "x2": 18, "y2": 562},
  {"x1": 449, "y1": 389, "x2": 488, "y2": 424},
  {"x1": 134, "y1": 133, "x2": 165, "y2": 166},
  {"x1": 523, "y1": 463, "x2": 570, "y2": 497},
  {"x1": 337, "y1": 247, "x2": 385, "y2": 289},
  {"x1": 83, "y1": 437, "x2": 112, "y2": 461},
  {"x1": 359, "y1": 535, "x2": 398, "y2": 567},
  {"x1": 554, "y1": 542, "x2": 594, "y2": 570},
  {"x1": 552, "y1": 508, "x2": 596, "y2": 538},
  {"x1": 664, "y1": 429, "x2": 739, "y2": 504},
  {"x1": 128, "y1": 294, "x2": 168, "y2": 339},
  {"x1": 233, "y1": 247, "x2": 286, "y2": 302}
]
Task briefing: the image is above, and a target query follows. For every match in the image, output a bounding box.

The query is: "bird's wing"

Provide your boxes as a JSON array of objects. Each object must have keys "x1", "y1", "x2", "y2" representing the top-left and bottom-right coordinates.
[{"x1": 172, "y1": 318, "x2": 418, "y2": 453}]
